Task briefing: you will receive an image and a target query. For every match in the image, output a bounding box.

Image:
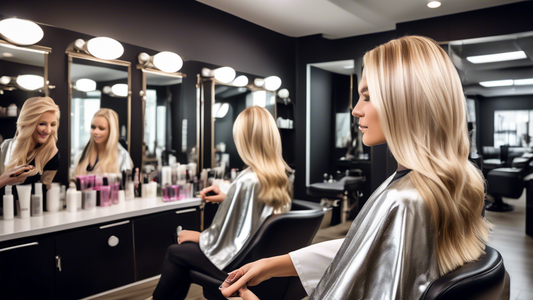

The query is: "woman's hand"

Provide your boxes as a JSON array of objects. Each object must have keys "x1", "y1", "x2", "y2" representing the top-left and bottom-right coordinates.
[
  {"x1": 177, "y1": 230, "x2": 200, "y2": 244},
  {"x1": 0, "y1": 165, "x2": 37, "y2": 187},
  {"x1": 200, "y1": 185, "x2": 226, "y2": 203},
  {"x1": 235, "y1": 286, "x2": 260, "y2": 300}
]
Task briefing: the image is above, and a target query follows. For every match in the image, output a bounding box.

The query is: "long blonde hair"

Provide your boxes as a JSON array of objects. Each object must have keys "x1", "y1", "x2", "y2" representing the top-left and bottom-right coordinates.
[
  {"x1": 75, "y1": 108, "x2": 120, "y2": 175},
  {"x1": 363, "y1": 36, "x2": 490, "y2": 275},
  {"x1": 6, "y1": 97, "x2": 60, "y2": 174},
  {"x1": 233, "y1": 106, "x2": 293, "y2": 210}
]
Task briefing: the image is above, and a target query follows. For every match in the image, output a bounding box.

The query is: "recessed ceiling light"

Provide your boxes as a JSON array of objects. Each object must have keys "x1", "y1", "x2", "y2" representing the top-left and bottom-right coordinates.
[
  {"x1": 343, "y1": 65, "x2": 354, "y2": 69},
  {"x1": 514, "y1": 78, "x2": 533, "y2": 86},
  {"x1": 2, "y1": 52, "x2": 13, "y2": 57},
  {"x1": 467, "y1": 51, "x2": 527, "y2": 64},
  {"x1": 479, "y1": 80, "x2": 514, "y2": 87},
  {"x1": 427, "y1": 1, "x2": 441, "y2": 9}
]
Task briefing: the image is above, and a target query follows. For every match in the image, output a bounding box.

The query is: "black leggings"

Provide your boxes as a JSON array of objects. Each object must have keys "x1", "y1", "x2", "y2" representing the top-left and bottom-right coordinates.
[{"x1": 152, "y1": 242, "x2": 228, "y2": 300}]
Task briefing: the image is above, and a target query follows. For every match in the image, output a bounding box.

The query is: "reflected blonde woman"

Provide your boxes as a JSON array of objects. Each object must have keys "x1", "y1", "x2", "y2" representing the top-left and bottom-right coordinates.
[
  {"x1": 75, "y1": 108, "x2": 132, "y2": 175},
  {"x1": 221, "y1": 36, "x2": 491, "y2": 300},
  {"x1": 0, "y1": 97, "x2": 60, "y2": 190},
  {"x1": 152, "y1": 106, "x2": 294, "y2": 300}
]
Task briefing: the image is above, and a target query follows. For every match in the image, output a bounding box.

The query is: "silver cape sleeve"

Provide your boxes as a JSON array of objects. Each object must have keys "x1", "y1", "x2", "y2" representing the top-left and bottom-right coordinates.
[
  {"x1": 118, "y1": 144, "x2": 133, "y2": 172},
  {"x1": 310, "y1": 173, "x2": 440, "y2": 300},
  {"x1": 199, "y1": 169, "x2": 273, "y2": 270}
]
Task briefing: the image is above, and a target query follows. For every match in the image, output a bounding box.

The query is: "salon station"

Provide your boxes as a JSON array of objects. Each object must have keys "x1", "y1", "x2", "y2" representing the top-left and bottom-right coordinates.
[{"x1": 0, "y1": 1, "x2": 533, "y2": 300}]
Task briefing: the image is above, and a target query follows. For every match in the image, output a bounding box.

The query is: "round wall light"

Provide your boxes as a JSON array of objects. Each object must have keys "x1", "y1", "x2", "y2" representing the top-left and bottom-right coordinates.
[
  {"x1": 16, "y1": 74, "x2": 44, "y2": 90},
  {"x1": 264, "y1": 76, "x2": 282, "y2": 91},
  {"x1": 86, "y1": 37, "x2": 124, "y2": 60},
  {"x1": 153, "y1": 51, "x2": 183, "y2": 73},
  {"x1": 0, "y1": 18, "x2": 44, "y2": 45},
  {"x1": 111, "y1": 83, "x2": 128, "y2": 97},
  {"x1": 213, "y1": 67, "x2": 236, "y2": 83},
  {"x1": 232, "y1": 75, "x2": 249, "y2": 87},
  {"x1": 76, "y1": 78, "x2": 97, "y2": 92},
  {"x1": 277, "y1": 88, "x2": 289, "y2": 99}
]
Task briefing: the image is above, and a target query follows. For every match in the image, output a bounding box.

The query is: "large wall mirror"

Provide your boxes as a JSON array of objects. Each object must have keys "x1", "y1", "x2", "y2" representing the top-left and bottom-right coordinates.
[
  {"x1": 67, "y1": 52, "x2": 131, "y2": 176},
  {"x1": 198, "y1": 74, "x2": 277, "y2": 174},
  {"x1": 139, "y1": 68, "x2": 185, "y2": 170},
  {"x1": 0, "y1": 40, "x2": 51, "y2": 143}
]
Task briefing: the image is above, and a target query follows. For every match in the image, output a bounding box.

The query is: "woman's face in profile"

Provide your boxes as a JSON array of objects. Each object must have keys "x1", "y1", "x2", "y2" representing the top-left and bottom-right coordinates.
[
  {"x1": 352, "y1": 75, "x2": 386, "y2": 146},
  {"x1": 91, "y1": 116, "x2": 109, "y2": 146},
  {"x1": 32, "y1": 111, "x2": 57, "y2": 145}
]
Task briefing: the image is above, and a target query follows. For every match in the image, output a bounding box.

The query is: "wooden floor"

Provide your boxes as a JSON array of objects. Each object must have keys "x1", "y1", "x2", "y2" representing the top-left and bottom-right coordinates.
[{"x1": 87, "y1": 192, "x2": 533, "y2": 300}]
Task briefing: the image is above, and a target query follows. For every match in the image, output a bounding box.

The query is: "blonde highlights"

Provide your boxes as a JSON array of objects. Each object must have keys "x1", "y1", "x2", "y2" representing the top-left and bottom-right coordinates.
[
  {"x1": 75, "y1": 108, "x2": 120, "y2": 175},
  {"x1": 6, "y1": 97, "x2": 60, "y2": 174},
  {"x1": 363, "y1": 36, "x2": 490, "y2": 275},
  {"x1": 233, "y1": 106, "x2": 293, "y2": 210}
]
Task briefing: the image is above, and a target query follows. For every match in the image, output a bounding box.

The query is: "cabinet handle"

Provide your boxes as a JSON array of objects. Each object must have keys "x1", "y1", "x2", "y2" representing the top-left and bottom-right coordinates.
[
  {"x1": 0, "y1": 242, "x2": 39, "y2": 253},
  {"x1": 175, "y1": 208, "x2": 196, "y2": 215},
  {"x1": 108, "y1": 235, "x2": 120, "y2": 247},
  {"x1": 100, "y1": 220, "x2": 130, "y2": 229},
  {"x1": 56, "y1": 256, "x2": 62, "y2": 272}
]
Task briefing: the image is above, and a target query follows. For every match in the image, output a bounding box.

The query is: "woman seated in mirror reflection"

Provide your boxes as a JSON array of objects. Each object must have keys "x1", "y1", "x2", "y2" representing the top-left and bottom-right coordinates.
[
  {"x1": 152, "y1": 106, "x2": 294, "y2": 300},
  {"x1": 220, "y1": 36, "x2": 491, "y2": 300},
  {"x1": 0, "y1": 97, "x2": 60, "y2": 190},
  {"x1": 74, "y1": 108, "x2": 132, "y2": 176}
]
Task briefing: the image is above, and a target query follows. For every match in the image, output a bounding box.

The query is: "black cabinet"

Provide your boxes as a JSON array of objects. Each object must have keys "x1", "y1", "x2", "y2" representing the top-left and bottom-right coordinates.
[
  {"x1": 0, "y1": 236, "x2": 56, "y2": 300},
  {"x1": 55, "y1": 220, "x2": 135, "y2": 300},
  {"x1": 133, "y1": 207, "x2": 200, "y2": 280}
]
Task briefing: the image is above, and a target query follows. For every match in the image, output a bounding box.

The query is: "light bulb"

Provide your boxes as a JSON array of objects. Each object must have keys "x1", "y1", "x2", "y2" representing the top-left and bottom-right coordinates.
[
  {"x1": 111, "y1": 83, "x2": 128, "y2": 97},
  {"x1": 254, "y1": 78, "x2": 265, "y2": 87},
  {"x1": 0, "y1": 18, "x2": 44, "y2": 45},
  {"x1": 76, "y1": 78, "x2": 97, "y2": 92},
  {"x1": 153, "y1": 51, "x2": 183, "y2": 73},
  {"x1": 86, "y1": 37, "x2": 124, "y2": 60},
  {"x1": 278, "y1": 88, "x2": 289, "y2": 99},
  {"x1": 213, "y1": 67, "x2": 236, "y2": 83},
  {"x1": 264, "y1": 76, "x2": 282, "y2": 91},
  {"x1": 232, "y1": 75, "x2": 249, "y2": 87},
  {"x1": 0, "y1": 76, "x2": 11, "y2": 85},
  {"x1": 16, "y1": 74, "x2": 44, "y2": 90}
]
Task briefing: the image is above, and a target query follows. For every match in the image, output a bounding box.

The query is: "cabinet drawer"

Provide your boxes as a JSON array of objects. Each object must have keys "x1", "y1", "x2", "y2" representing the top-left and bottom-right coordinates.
[
  {"x1": 55, "y1": 220, "x2": 134, "y2": 300},
  {"x1": 133, "y1": 208, "x2": 200, "y2": 280}
]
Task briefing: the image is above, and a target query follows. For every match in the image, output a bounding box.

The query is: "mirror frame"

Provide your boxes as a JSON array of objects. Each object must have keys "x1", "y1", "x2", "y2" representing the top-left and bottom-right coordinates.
[
  {"x1": 198, "y1": 75, "x2": 278, "y2": 172},
  {"x1": 0, "y1": 39, "x2": 52, "y2": 96},
  {"x1": 66, "y1": 47, "x2": 132, "y2": 179},
  {"x1": 137, "y1": 66, "x2": 186, "y2": 169}
]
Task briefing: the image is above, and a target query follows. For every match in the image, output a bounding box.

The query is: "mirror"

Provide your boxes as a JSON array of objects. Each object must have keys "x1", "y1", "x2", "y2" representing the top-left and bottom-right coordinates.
[
  {"x1": 140, "y1": 68, "x2": 184, "y2": 170},
  {"x1": 67, "y1": 53, "x2": 131, "y2": 176},
  {"x1": 0, "y1": 40, "x2": 51, "y2": 143},
  {"x1": 198, "y1": 76, "x2": 277, "y2": 174}
]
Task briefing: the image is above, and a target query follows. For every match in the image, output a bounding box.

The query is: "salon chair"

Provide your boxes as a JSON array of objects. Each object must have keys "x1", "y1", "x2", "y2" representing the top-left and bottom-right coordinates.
[
  {"x1": 421, "y1": 246, "x2": 508, "y2": 300},
  {"x1": 307, "y1": 169, "x2": 366, "y2": 225},
  {"x1": 189, "y1": 200, "x2": 324, "y2": 300},
  {"x1": 486, "y1": 167, "x2": 528, "y2": 212}
]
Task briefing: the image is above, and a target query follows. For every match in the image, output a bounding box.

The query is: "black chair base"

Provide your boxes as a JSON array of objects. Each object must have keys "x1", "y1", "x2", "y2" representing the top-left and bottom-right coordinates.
[{"x1": 486, "y1": 197, "x2": 514, "y2": 212}]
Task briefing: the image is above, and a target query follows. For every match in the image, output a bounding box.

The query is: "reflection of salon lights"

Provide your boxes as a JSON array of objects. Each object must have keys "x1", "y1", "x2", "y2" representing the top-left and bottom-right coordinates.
[
  {"x1": 264, "y1": 76, "x2": 282, "y2": 91},
  {"x1": 253, "y1": 91, "x2": 267, "y2": 107},
  {"x1": 0, "y1": 18, "x2": 44, "y2": 45},
  {"x1": 213, "y1": 102, "x2": 229, "y2": 118},
  {"x1": 515, "y1": 78, "x2": 533, "y2": 85},
  {"x1": 343, "y1": 65, "x2": 354, "y2": 69},
  {"x1": 278, "y1": 88, "x2": 289, "y2": 99},
  {"x1": 427, "y1": 1, "x2": 441, "y2": 9},
  {"x1": 111, "y1": 83, "x2": 128, "y2": 97},
  {"x1": 467, "y1": 51, "x2": 526, "y2": 64},
  {"x1": 76, "y1": 78, "x2": 97, "y2": 92},
  {"x1": 232, "y1": 75, "x2": 249, "y2": 87},
  {"x1": 16, "y1": 74, "x2": 44, "y2": 90},
  {"x1": 480, "y1": 78, "x2": 533, "y2": 87},
  {"x1": 86, "y1": 37, "x2": 124, "y2": 60},
  {"x1": 2, "y1": 52, "x2": 13, "y2": 57},
  {"x1": 0, "y1": 76, "x2": 11, "y2": 85},
  {"x1": 214, "y1": 67, "x2": 236, "y2": 83},
  {"x1": 153, "y1": 51, "x2": 183, "y2": 73}
]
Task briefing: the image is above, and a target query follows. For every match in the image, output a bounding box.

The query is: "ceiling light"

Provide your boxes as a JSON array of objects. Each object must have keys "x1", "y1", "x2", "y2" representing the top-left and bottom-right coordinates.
[
  {"x1": 467, "y1": 51, "x2": 527, "y2": 64},
  {"x1": 343, "y1": 65, "x2": 354, "y2": 69},
  {"x1": 514, "y1": 78, "x2": 533, "y2": 86},
  {"x1": 76, "y1": 78, "x2": 97, "y2": 92},
  {"x1": 85, "y1": 37, "x2": 124, "y2": 60},
  {"x1": 479, "y1": 80, "x2": 513, "y2": 87},
  {"x1": 264, "y1": 76, "x2": 282, "y2": 91},
  {"x1": 232, "y1": 75, "x2": 249, "y2": 87},
  {"x1": 427, "y1": 1, "x2": 441, "y2": 9},
  {"x1": 152, "y1": 51, "x2": 183, "y2": 73},
  {"x1": 111, "y1": 83, "x2": 128, "y2": 97},
  {"x1": 16, "y1": 74, "x2": 44, "y2": 90},
  {"x1": 0, "y1": 18, "x2": 44, "y2": 45},
  {"x1": 278, "y1": 88, "x2": 289, "y2": 99}
]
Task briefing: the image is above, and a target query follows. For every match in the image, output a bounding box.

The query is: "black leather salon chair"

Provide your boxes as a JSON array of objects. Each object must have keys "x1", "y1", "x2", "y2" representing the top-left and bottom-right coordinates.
[
  {"x1": 486, "y1": 168, "x2": 527, "y2": 212},
  {"x1": 421, "y1": 246, "x2": 508, "y2": 300},
  {"x1": 189, "y1": 200, "x2": 324, "y2": 300}
]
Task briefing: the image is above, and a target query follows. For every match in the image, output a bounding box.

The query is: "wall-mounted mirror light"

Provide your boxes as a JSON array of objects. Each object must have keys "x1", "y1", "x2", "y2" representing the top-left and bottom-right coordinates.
[
  {"x1": 138, "y1": 51, "x2": 183, "y2": 73},
  {"x1": 73, "y1": 37, "x2": 124, "y2": 60},
  {"x1": 252, "y1": 76, "x2": 282, "y2": 91},
  {"x1": 232, "y1": 75, "x2": 249, "y2": 87},
  {"x1": 15, "y1": 74, "x2": 44, "y2": 90},
  {"x1": 202, "y1": 67, "x2": 236, "y2": 83},
  {"x1": 0, "y1": 18, "x2": 44, "y2": 46}
]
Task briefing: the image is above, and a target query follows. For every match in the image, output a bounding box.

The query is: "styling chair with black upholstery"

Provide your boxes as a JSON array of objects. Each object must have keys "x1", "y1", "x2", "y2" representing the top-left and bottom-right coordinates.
[
  {"x1": 420, "y1": 245, "x2": 509, "y2": 300},
  {"x1": 189, "y1": 200, "x2": 324, "y2": 300}
]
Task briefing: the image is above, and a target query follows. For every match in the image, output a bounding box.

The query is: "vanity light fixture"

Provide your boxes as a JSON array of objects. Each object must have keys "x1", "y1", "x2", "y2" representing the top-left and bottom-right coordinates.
[
  {"x1": 427, "y1": 1, "x2": 441, "y2": 9},
  {"x1": 254, "y1": 78, "x2": 265, "y2": 87},
  {"x1": 102, "y1": 83, "x2": 128, "y2": 97},
  {"x1": 16, "y1": 74, "x2": 44, "y2": 91},
  {"x1": 73, "y1": 37, "x2": 124, "y2": 60},
  {"x1": 138, "y1": 51, "x2": 183, "y2": 73},
  {"x1": 467, "y1": 51, "x2": 527, "y2": 64},
  {"x1": 514, "y1": 78, "x2": 533, "y2": 86},
  {"x1": 202, "y1": 67, "x2": 236, "y2": 83},
  {"x1": 75, "y1": 78, "x2": 97, "y2": 92},
  {"x1": 264, "y1": 76, "x2": 282, "y2": 91},
  {"x1": 232, "y1": 75, "x2": 249, "y2": 87},
  {"x1": 278, "y1": 88, "x2": 289, "y2": 99},
  {"x1": 0, "y1": 18, "x2": 44, "y2": 45},
  {"x1": 0, "y1": 76, "x2": 11, "y2": 85}
]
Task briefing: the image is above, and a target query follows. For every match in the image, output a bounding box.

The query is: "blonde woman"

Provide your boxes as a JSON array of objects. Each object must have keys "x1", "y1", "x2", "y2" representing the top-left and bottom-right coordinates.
[
  {"x1": 74, "y1": 108, "x2": 132, "y2": 175},
  {"x1": 152, "y1": 106, "x2": 293, "y2": 300},
  {"x1": 0, "y1": 97, "x2": 60, "y2": 190},
  {"x1": 221, "y1": 36, "x2": 491, "y2": 300}
]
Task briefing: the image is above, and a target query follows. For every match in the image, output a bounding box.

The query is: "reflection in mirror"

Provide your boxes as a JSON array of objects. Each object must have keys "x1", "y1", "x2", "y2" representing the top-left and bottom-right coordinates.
[
  {"x1": 0, "y1": 40, "x2": 50, "y2": 143},
  {"x1": 141, "y1": 69, "x2": 184, "y2": 170},
  {"x1": 68, "y1": 55, "x2": 131, "y2": 175}
]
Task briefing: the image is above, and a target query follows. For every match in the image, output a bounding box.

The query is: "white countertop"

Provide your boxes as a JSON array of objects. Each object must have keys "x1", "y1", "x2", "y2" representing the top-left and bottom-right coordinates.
[{"x1": 0, "y1": 197, "x2": 202, "y2": 242}]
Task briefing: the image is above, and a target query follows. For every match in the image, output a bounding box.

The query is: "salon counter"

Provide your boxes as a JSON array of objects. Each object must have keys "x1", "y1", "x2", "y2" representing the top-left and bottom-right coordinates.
[{"x1": 0, "y1": 197, "x2": 201, "y2": 242}]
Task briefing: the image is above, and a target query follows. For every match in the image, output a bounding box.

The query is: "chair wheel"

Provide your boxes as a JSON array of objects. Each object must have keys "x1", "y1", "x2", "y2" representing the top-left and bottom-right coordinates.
[{"x1": 485, "y1": 201, "x2": 514, "y2": 212}]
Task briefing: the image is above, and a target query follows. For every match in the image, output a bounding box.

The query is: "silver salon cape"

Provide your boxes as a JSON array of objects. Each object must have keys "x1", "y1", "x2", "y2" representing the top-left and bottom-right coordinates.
[
  {"x1": 290, "y1": 172, "x2": 439, "y2": 300},
  {"x1": 199, "y1": 168, "x2": 292, "y2": 270}
]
